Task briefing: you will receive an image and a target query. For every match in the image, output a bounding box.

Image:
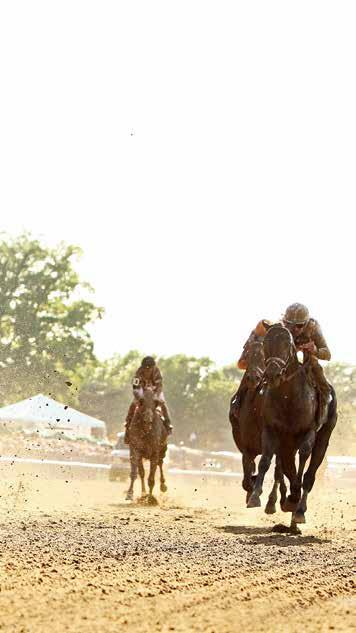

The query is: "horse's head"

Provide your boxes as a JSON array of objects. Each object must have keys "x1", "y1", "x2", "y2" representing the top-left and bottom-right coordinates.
[
  {"x1": 138, "y1": 388, "x2": 157, "y2": 434},
  {"x1": 263, "y1": 324, "x2": 296, "y2": 387},
  {"x1": 245, "y1": 340, "x2": 265, "y2": 389}
]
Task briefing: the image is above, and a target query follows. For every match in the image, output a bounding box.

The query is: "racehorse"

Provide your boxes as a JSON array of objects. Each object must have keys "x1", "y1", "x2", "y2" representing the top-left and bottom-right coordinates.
[
  {"x1": 229, "y1": 340, "x2": 287, "y2": 514},
  {"x1": 247, "y1": 323, "x2": 337, "y2": 524},
  {"x1": 126, "y1": 387, "x2": 169, "y2": 503}
]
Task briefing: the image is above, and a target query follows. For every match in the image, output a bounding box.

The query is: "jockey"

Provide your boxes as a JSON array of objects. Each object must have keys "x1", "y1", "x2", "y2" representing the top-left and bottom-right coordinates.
[
  {"x1": 124, "y1": 356, "x2": 173, "y2": 444},
  {"x1": 232, "y1": 319, "x2": 272, "y2": 412},
  {"x1": 282, "y1": 303, "x2": 331, "y2": 425},
  {"x1": 237, "y1": 319, "x2": 273, "y2": 370}
]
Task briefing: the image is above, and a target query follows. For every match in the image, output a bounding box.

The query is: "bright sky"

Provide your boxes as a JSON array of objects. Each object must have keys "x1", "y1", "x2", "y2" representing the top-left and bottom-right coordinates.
[{"x1": 0, "y1": 1, "x2": 355, "y2": 366}]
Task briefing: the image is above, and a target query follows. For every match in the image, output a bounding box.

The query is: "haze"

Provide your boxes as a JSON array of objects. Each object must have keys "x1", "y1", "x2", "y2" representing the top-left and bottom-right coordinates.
[{"x1": 1, "y1": 1, "x2": 355, "y2": 365}]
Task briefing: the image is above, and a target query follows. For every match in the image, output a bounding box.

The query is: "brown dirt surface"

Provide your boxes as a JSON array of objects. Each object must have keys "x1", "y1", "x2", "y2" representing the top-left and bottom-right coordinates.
[{"x1": 0, "y1": 466, "x2": 355, "y2": 633}]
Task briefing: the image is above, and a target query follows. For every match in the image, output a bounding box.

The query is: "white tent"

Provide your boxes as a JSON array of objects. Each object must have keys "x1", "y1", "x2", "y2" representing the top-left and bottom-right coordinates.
[{"x1": 0, "y1": 394, "x2": 107, "y2": 440}]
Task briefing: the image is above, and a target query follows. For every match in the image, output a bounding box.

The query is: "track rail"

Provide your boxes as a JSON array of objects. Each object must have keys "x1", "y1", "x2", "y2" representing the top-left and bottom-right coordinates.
[{"x1": 0, "y1": 454, "x2": 355, "y2": 480}]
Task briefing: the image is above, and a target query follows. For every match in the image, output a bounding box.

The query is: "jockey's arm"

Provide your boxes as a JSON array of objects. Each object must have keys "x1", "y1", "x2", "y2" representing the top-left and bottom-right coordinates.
[
  {"x1": 312, "y1": 322, "x2": 331, "y2": 361},
  {"x1": 237, "y1": 358, "x2": 248, "y2": 370},
  {"x1": 152, "y1": 367, "x2": 163, "y2": 396},
  {"x1": 237, "y1": 329, "x2": 256, "y2": 370},
  {"x1": 301, "y1": 322, "x2": 331, "y2": 361}
]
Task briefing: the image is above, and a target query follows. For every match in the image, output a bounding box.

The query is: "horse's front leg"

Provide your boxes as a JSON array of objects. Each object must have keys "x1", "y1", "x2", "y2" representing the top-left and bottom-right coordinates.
[
  {"x1": 247, "y1": 428, "x2": 277, "y2": 508},
  {"x1": 277, "y1": 458, "x2": 288, "y2": 511},
  {"x1": 148, "y1": 454, "x2": 159, "y2": 500},
  {"x1": 293, "y1": 429, "x2": 316, "y2": 523},
  {"x1": 159, "y1": 459, "x2": 167, "y2": 493},
  {"x1": 126, "y1": 450, "x2": 138, "y2": 501},
  {"x1": 137, "y1": 457, "x2": 146, "y2": 497},
  {"x1": 296, "y1": 409, "x2": 336, "y2": 524},
  {"x1": 265, "y1": 457, "x2": 280, "y2": 514}
]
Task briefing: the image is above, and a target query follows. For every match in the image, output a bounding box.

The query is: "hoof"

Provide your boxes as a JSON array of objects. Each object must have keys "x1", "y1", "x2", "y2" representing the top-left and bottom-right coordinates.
[
  {"x1": 290, "y1": 521, "x2": 302, "y2": 535},
  {"x1": 160, "y1": 483, "x2": 168, "y2": 493},
  {"x1": 147, "y1": 495, "x2": 158, "y2": 506},
  {"x1": 264, "y1": 503, "x2": 277, "y2": 515},
  {"x1": 125, "y1": 491, "x2": 133, "y2": 501},
  {"x1": 245, "y1": 490, "x2": 252, "y2": 504},
  {"x1": 293, "y1": 511, "x2": 306, "y2": 524},
  {"x1": 247, "y1": 494, "x2": 261, "y2": 508},
  {"x1": 282, "y1": 499, "x2": 298, "y2": 513}
]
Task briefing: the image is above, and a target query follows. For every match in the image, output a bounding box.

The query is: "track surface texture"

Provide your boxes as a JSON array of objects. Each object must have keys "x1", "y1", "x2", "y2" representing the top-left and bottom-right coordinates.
[{"x1": 0, "y1": 469, "x2": 355, "y2": 633}]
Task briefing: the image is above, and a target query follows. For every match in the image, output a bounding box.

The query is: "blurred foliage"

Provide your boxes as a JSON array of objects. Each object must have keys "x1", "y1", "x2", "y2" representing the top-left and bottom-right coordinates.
[
  {"x1": 0, "y1": 233, "x2": 103, "y2": 404},
  {"x1": 325, "y1": 363, "x2": 356, "y2": 454}
]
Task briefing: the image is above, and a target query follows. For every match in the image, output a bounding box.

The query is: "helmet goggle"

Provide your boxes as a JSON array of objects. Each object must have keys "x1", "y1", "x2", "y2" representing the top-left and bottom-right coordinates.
[{"x1": 284, "y1": 319, "x2": 307, "y2": 330}]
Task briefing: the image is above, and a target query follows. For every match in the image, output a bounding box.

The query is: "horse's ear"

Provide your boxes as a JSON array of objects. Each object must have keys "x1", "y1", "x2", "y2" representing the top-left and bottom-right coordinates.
[{"x1": 262, "y1": 320, "x2": 273, "y2": 332}]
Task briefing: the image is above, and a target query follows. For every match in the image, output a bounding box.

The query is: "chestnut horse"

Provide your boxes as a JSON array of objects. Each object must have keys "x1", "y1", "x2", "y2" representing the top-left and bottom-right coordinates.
[
  {"x1": 247, "y1": 324, "x2": 337, "y2": 524},
  {"x1": 126, "y1": 388, "x2": 168, "y2": 502}
]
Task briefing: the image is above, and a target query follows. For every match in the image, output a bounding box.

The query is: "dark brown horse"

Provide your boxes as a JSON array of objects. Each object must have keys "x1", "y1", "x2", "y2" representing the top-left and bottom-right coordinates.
[
  {"x1": 126, "y1": 388, "x2": 168, "y2": 503},
  {"x1": 247, "y1": 324, "x2": 337, "y2": 524},
  {"x1": 229, "y1": 340, "x2": 287, "y2": 514}
]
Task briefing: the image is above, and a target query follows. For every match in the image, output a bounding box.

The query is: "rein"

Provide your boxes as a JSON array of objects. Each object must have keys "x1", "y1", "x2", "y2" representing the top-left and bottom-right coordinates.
[
  {"x1": 283, "y1": 357, "x2": 310, "y2": 382},
  {"x1": 264, "y1": 342, "x2": 311, "y2": 385}
]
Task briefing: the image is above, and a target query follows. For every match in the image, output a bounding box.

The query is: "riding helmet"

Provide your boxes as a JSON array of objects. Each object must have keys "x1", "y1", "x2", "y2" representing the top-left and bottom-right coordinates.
[
  {"x1": 141, "y1": 356, "x2": 156, "y2": 368},
  {"x1": 283, "y1": 303, "x2": 310, "y2": 325}
]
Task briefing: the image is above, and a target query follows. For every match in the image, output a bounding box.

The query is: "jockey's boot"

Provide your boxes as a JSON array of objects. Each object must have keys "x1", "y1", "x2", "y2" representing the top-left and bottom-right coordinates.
[
  {"x1": 311, "y1": 358, "x2": 331, "y2": 430},
  {"x1": 160, "y1": 402, "x2": 173, "y2": 435},
  {"x1": 124, "y1": 402, "x2": 137, "y2": 444}
]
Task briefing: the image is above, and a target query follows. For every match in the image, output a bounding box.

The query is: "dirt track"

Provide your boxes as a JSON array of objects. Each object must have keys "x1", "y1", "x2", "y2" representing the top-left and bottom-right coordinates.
[{"x1": 0, "y1": 469, "x2": 355, "y2": 633}]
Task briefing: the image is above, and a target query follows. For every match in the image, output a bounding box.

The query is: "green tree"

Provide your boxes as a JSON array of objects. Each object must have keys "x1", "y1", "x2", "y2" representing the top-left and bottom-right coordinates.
[
  {"x1": 0, "y1": 233, "x2": 103, "y2": 404},
  {"x1": 192, "y1": 368, "x2": 237, "y2": 449},
  {"x1": 325, "y1": 363, "x2": 356, "y2": 453}
]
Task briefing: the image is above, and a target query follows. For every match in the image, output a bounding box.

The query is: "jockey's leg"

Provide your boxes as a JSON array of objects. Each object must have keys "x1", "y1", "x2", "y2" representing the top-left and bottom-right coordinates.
[
  {"x1": 230, "y1": 372, "x2": 248, "y2": 418},
  {"x1": 156, "y1": 393, "x2": 173, "y2": 435},
  {"x1": 310, "y1": 357, "x2": 330, "y2": 429}
]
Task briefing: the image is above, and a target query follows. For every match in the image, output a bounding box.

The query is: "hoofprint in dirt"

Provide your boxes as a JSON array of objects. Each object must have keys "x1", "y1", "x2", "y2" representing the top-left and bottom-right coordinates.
[{"x1": 0, "y1": 473, "x2": 355, "y2": 633}]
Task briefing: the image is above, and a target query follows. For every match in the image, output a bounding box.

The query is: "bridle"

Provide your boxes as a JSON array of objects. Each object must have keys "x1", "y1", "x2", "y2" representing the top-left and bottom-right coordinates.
[{"x1": 264, "y1": 329, "x2": 308, "y2": 384}]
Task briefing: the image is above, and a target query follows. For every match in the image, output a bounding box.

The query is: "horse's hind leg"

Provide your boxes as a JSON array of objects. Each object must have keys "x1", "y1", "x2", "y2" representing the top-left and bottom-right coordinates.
[
  {"x1": 137, "y1": 458, "x2": 146, "y2": 497},
  {"x1": 247, "y1": 428, "x2": 277, "y2": 509},
  {"x1": 126, "y1": 453, "x2": 138, "y2": 501},
  {"x1": 280, "y1": 449, "x2": 300, "y2": 512},
  {"x1": 296, "y1": 410, "x2": 337, "y2": 524},
  {"x1": 148, "y1": 456, "x2": 159, "y2": 501},
  {"x1": 159, "y1": 460, "x2": 167, "y2": 493},
  {"x1": 242, "y1": 453, "x2": 256, "y2": 504},
  {"x1": 265, "y1": 457, "x2": 282, "y2": 514},
  {"x1": 278, "y1": 465, "x2": 288, "y2": 511}
]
